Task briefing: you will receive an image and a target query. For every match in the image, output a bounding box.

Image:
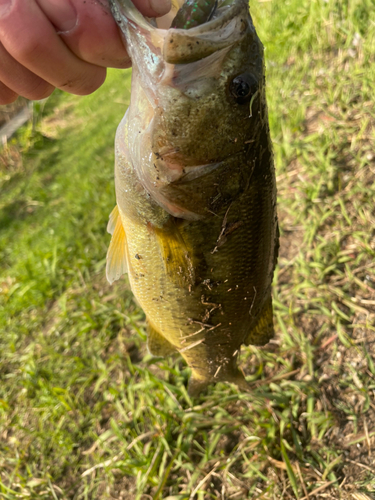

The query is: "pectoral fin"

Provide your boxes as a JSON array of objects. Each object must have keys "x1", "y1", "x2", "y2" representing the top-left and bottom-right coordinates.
[
  {"x1": 106, "y1": 205, "x2": 128, "y2": 284},
  {"x1": 107, "y1": 205, "x2": 119, "y2": 235},
  {"x1": 245, "y1": 296, "x2": 274, "y2": 346},
  {"x1": 147, "y1": 321, "x2": 176, "y2": 357},
  {"x1": 153, "y1": 222, "x2": 195, "y2": 288}
]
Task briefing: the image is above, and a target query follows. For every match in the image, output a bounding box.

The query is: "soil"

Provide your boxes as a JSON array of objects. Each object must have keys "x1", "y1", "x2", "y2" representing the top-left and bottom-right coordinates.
[{"x1": 276, "y1": 101, "x2": 375, "y2": 494}]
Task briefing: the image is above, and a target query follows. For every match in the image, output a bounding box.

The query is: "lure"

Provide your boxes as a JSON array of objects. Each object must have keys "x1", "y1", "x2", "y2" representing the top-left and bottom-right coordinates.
[{"x1": 171, "y1": 0, "x2": 218, "y2": 29}]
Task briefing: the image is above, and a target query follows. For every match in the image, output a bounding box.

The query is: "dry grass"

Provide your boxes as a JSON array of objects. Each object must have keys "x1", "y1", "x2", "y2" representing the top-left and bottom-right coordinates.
[{"x1": 0, "y1": 0, "x2": 374, "y2": 498}]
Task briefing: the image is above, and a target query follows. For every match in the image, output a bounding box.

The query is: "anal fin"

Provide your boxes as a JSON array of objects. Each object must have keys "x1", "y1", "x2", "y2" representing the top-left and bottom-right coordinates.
[
  {"x1": 187, "y1": 374, "x2": 210, "y2": 397},
  {"x1": 147, "y1": 321, "x2": 176, "y2": 357},
  {"x1": 245, "y1": 296, "x2": 275, "y2": 346},
  {"x1": 106, "y1": 205, "x2": 128, "y2": 284},
  {"x1": 187, "y1": 369, "x2": 249, "y2": 397}
]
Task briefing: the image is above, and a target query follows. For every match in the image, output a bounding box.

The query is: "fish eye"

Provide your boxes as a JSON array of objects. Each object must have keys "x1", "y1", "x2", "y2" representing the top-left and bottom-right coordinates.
[{"x1": 229, "y1": 74, "x2": 258, "y2": 104}]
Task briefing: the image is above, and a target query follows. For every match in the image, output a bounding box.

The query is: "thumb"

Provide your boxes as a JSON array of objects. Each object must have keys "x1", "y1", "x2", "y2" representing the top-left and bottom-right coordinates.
[
  {"x1": 36, "y1": 0, "x2": 172, "y2": 69},
  {"x1": 36, "y1": 0, "x2": 172, "y2": 33}
]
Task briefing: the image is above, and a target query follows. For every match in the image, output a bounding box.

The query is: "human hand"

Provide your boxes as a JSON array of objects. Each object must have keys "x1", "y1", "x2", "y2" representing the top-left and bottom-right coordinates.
[{"x1": 0, "y1": 0, "x2": 171, "y2": 104}]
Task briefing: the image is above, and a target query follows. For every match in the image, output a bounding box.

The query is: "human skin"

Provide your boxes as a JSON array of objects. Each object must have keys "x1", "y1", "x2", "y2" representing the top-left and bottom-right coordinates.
[{"x1": 0, "y1": 0, "x2": 171, "y2": 104}]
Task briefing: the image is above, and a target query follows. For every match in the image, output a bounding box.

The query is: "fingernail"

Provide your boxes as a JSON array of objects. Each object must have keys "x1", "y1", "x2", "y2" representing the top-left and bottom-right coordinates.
[
  {"x1": 0, "y1": 0, "x2": 13, "y2": 19},
  {"x1": 38, "y1": 0, "x2": 77, "y2": 33},
  {"x1": 149, "y1": 0, "x2": 171, "y2": 16}
]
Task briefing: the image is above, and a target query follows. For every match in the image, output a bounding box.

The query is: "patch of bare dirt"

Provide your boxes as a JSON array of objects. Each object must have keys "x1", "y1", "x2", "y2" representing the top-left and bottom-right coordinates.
[
  {"x1": 272, "y1": 51, "x2": 375, "y2": 496},
  {"x1": 0, "y1": 142, "x2": 23, "y2": 174},
  {"x1": 39, "y1": 102, "x2": 77, "y2": 139}
]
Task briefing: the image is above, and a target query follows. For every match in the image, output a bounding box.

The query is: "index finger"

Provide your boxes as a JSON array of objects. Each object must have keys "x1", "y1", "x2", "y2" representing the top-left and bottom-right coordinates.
[
  {"x1": 36, "y1": 0, "x2": 172, "y2": 69},
  {"x1": 0, "y1": 0, "x2": 106, "y2": 95}
]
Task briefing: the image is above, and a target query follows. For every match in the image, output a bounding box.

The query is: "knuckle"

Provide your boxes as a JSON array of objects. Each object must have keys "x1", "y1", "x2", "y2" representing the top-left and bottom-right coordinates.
[{"x1": 12, "y1": 38, "x2": 42, "y2": 64}]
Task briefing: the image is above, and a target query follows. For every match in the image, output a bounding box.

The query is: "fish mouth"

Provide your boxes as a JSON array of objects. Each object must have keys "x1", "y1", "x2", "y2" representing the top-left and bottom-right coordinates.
[{"x1": 110, "y1": 0, "x2": 250, "y2": 64}]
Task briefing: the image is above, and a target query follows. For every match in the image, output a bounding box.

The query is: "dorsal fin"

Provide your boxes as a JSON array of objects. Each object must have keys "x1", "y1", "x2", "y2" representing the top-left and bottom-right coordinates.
[{"x1": 106, "y1": 205, "x2": 128, "y2": 284}]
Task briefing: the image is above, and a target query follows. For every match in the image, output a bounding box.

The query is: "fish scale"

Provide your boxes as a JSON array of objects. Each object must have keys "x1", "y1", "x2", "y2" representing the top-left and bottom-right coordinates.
[{"x1": 108, "y1": 0, "x2": 279, "y2": 395}]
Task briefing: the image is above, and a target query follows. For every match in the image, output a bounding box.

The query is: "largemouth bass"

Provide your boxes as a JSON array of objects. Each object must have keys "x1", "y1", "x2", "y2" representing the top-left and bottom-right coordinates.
[{"x1": 108, "y1": 0, "x2": 279, "y2": 395}]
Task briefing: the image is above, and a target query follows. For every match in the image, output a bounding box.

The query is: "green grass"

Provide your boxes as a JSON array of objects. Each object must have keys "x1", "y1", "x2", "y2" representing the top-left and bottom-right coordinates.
[{"x1": 1, "y1": 0, "x2": 375, "y2": 498}]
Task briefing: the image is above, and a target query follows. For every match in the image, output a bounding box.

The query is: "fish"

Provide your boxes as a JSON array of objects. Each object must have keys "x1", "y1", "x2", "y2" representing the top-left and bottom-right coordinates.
[{"x1": 108, "y1": 0, "x2": 279, "y2": 395}]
